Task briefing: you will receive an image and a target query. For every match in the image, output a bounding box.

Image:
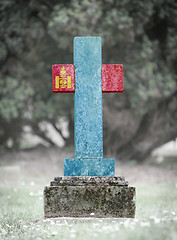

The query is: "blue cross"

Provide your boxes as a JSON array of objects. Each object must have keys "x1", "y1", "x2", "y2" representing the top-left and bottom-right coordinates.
[{"x1": 53, "y1": 37, "x2": 123, "y2": 176}]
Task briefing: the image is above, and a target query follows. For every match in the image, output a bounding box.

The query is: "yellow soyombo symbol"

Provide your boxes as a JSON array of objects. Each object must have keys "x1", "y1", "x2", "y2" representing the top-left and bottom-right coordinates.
[
  {"x1": 67, "y1": 76, "x2": 71, "y2": 88},
  {"x1": 55, "y1": 66, "x2": 71, "y2": 89},
  {"x1": 55, "y1": 76, "x2": 59, "y2": 88}
]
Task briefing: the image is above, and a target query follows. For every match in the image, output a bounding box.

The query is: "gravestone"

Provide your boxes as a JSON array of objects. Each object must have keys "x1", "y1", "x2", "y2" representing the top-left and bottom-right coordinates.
[{"x1": 44, "y1": 37, "x2": 136, "y2": 218}]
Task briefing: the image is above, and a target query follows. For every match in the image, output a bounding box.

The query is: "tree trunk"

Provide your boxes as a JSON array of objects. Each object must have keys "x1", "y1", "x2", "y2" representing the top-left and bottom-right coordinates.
[
  {"x1": 65, "y1": 114, "x2": 74, "y2": 147},
  {"x1": 103, "y1": 90, "x2": 177, "y2": 161}
]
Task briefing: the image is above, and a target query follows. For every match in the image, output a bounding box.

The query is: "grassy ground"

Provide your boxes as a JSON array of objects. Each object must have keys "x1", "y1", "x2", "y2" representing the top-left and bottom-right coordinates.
[{"x1": 0, "y1": 148, "x2": 177, "y2": 240}]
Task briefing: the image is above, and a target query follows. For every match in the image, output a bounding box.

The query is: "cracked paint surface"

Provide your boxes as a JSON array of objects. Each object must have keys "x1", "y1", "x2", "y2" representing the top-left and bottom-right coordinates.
[
  {"x1": 74, "y1": 37, "x2": 103, "y2": 159},
  {"x1": 64, "y1": 158, "x2": 115, "y2": 176},
  {"x1": 102, "y1": 64, "x2": 123, "y2": 92},
  {"x1": 64, "y1": 37, "x2": 116, "y2": 176},
  {"x1": 52, "y1": 37, "x2": 124, "y2": 176},
  {"x1": 52, "y1": 64, "x2": 75, "y2": 93}
]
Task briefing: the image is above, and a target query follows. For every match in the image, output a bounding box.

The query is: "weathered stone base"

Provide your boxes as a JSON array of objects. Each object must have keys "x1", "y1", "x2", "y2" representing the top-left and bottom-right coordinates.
[{"x1": 44, "y1": 177, "x2": 136, "y2": 218}]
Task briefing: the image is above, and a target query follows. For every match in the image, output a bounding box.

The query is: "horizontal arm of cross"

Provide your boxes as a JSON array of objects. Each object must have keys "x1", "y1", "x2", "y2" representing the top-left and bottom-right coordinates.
[{"x1": 52, "y1": 64, "x2": 123, "y2": 93}]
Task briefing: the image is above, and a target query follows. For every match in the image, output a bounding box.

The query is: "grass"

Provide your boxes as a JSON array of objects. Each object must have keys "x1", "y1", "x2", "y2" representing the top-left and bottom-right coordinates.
[
  {"x1": 0, "y1": 179, "x2": 177, "y2": 240},
  {"x1": 0, "y1": 147, "x2": 177, "y2": 240}
]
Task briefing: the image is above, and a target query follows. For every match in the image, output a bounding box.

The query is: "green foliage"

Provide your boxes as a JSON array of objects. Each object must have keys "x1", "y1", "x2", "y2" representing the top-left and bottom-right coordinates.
[
  {"x1": 0, "y1": 77, "x2": 34, "y2": 121},
  {"x1": 0, "y1": 0, "x2": 176, "y2": 148},
  {"x1": 48, "y1": 0, "x2": 177, "y2": 113}
]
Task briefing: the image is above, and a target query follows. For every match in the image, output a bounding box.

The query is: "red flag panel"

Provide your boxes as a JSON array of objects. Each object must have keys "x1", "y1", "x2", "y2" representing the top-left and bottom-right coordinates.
[
  {"x1": 102, "y1": 64, "x2": 123, "y2": 93},
  {"x1": 52, "y1": 64, "x2": 75, "y2": 93}
]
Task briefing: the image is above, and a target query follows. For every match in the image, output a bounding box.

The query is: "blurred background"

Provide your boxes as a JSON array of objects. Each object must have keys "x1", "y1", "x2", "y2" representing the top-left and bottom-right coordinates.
[
  {"x1": 1, "y1": 2, "x2": 177, "y2": 237},
  {"x1": 0, "y1": 0, "x2": 177, "y2": 164}
]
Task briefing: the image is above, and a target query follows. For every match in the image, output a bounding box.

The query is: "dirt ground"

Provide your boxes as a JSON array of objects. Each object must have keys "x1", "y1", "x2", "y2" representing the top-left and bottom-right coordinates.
[{"x1": 0, "y1": 146, "x2": 177, "y2": 186}]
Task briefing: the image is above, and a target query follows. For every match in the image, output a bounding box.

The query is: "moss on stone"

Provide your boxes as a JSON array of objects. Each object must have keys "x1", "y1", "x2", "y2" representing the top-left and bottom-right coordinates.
[{"x1": 44, "y1": 177, "x2": 136, "y2": 218}]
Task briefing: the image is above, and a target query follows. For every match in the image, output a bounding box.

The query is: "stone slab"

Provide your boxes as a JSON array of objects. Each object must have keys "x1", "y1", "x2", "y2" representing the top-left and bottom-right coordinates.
[
  {"x1": 44, "y1": 176, "x2": 136, "y2": 218},
  {"x1": 64, "y1": 158, "x2": 115, "y2": 176},
  {"x1": 51, "y1": 176, "x2": 128, "y2": 186}
]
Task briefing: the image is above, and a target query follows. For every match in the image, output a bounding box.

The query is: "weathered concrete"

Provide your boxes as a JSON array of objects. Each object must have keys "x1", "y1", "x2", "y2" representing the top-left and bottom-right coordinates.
[{"x1": 44, "y1": 176, "x2": 136, "y2": 218}]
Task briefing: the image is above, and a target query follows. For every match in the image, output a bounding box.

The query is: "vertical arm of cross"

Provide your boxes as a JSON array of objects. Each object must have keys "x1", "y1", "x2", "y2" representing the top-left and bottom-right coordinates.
[
  {"x1": 64, "y1": 37, "x2": 115, "y2": 176},
  {"x1": 74, "y1": 37, "x2": 103, "y2": 159}
]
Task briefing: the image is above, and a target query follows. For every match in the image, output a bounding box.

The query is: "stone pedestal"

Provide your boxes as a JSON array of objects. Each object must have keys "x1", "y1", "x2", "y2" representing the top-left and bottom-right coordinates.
[{"x1": 44, "y1": 177, "x2": 136, "y2": 218}]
